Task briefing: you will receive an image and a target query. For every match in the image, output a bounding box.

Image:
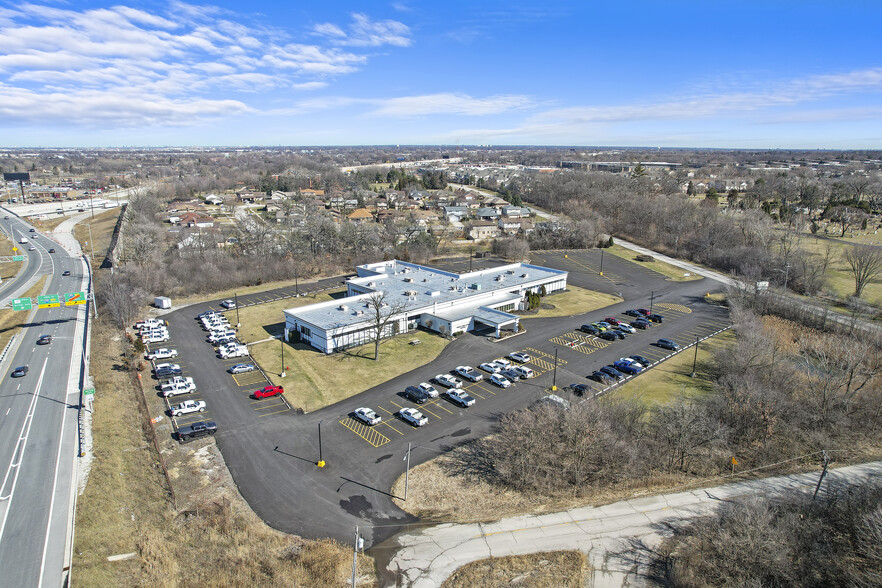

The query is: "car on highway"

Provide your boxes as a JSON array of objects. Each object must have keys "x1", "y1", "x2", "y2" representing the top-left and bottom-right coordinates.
[
  {"x1": 580, "y1": 324, "x2": 601, "y2": 335},
  {"x1": 599, "y1": 365, "x2": 626, "y2": 381},
  {"x1": 220, "y1": 299, "x2": 236, "y2": 309},
  {"x1": 630, "y1": 354, "x2": 652, "y2": 367},
  {"x1": 508, "y1": 352, "x2": 531, "y2": 363},
  {"x1": 177, "y1": 421, "x2": 217, "y2": 441},
  {"x1": 613, "y1": 360, "x2": 643, "y2": 375},
  {"x1": 146, "y1": 348, "x2": 177, "y2": 360},
  {"x1": 657, "y1": 338, "x2": 680, "y2": 350},
  {"x1": 169, "y1": 400, "x2": 206, "y2": 417},
  {"x1": 630, "y1": 319, "x2": 650, "y2": 330},
  {"x1": 404, "y1": 386, "x2": 430, "y2": 404},
  {"x1": 161, "y1": 377, "x2": 196, "y2": 397},
  {"x1": 433, "y1": 374, "x2": 462, "y2": 388},
  {"x1": 29, "y1": 228, "x2": 35, "y2": 232},
  {"x1": 623, "y1": 309, "x2": 643, "y2": 317},
  {"x1": 37, "y1": 335, "x2": 52, "y2": 345},
  {"x1": 229, "y1": 363, "x2": 255, "y2": 374},
  {"x1": 399, "y1": 407, "x2": 428, "y2": 427},
  {"x1": 598, "y1": 330, "x2": 617, "y2": 341},
  {"x1": 154, "y1": 363, "x2": 182, "y2": 378},
  {"x1": 604, "y1": 317, "x2": 622, "y2": 325},
  {"x1": 48, "y1": 248, "x2": 55, "y2": 253},
  {"x1": 512, "y1": 365, "x2": 534, "y2": 378},
  {"x1": 11, "y1": 366, "x2": 28, "y2": 378},
  {"x1": 447, "y1": 389, "x2": 475, "y2": 407},
  {"x1": 648, "y1": 313, "x2": 664, "y2": 323},
  {"x1": 62, "y1": 270, "x2": 71, "y2": 276},
  {"x1": 253, "y1": 385, "x2": 284, "y2": 399},
  {"x1": 417, "y1": 382, "x2": 439, "y2": 398},
  {"x1": 479, "y1": 362, "x2": 502, "y2": 374},
  {"x1": 489, "y1": 373, "x2": 512, "y2": 388},
  {"x1": 354, "y1": 407, "x2": 381, "y2": 426},
  {"x1": 616, "y1": 323, "x2": 636, "y2": 334},
  {"x1": 589, "y1": 370, "x2": 615, "y2": 384},
  {"x1": 28, "y1": 245, "x2": 35, "y2": 251},
  {"x1": 455, "y1": 365, "x2": 483, "y2": 382}
]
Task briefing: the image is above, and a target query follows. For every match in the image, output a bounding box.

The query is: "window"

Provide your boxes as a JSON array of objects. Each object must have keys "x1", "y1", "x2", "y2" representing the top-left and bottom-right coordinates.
[{"x1": 299, "y1": 325, "x2": 312, "y2": 338}]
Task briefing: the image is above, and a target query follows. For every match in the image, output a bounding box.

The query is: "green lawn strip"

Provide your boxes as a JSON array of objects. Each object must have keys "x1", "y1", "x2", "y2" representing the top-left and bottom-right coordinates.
[
  {"x1": 521, "y1": 286, "x2": 622, "y2": 319},
  {"x1": 610, "y1": 329, "x2": 735, "y2": 406},
  {"x1": 604, "y1": 244, "x2": 703, "y2": 282},
  {"x1": 224, "y1": 290, "x2": 450, "y2": 411}
]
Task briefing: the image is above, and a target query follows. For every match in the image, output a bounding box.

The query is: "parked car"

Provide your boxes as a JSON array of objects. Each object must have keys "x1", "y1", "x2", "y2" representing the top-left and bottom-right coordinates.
[
  {"x1": 613, "y1": 360, "x2": 642, "y2": 375},
  {"x1": 170, "y1": 400, "x2": 206, "y2": 417},
  {"x1": 229, "y1": 363, "x2": 255, "y2": 374},
  {"x1": 492, "y1": 358, "x2": 512, "y2": 370},
  {"x1": 447, "y1": 389, "x2": 476, "y2": 407},
  {"x1": 135, "y1": 319, "x2": 164, "y2": 330},
  {"x1": 196, "y1": 310, "x2": 217, "y2": 319},
  {"x1": 489, "y1": 373, "x2": 512, "y2": 388},
  {"x1": 508, "y1": 352, "x2": 531, "y2": 363},
  {"x1": 616, "y1": 323, "x2": 636, "y2": 334},
  {"x1": 535, "y1": 394, "x2": 570, "y2": 410},
  {"x1": 604, "y1": 317, "x2": 622, "y2": 325},
  {"x1": 631, "y1": 319, "x2": 651, "y2": 330},
  {"x1": 208, "y1": 330, "x2": 236, "y2": 344},
  {"x1": 512, "y1": 365, "x2": 534, "y2": 378},
  {"x1": 455, "y1": 365, "x2": 483, "y2": 382},
  {"x1": 220, "y1": 299, "x2": 236, "y2": 309},
  {"x1": 499, "y1": 368, "x2": 523, "y2": 382},
  {"x1": 253, "y1": 385, "x2": 284, "y2": 399},
  {"x1": 598, "y1": 330, "x2": 617, "y2": 341},
  {"x1": 433, "y1": 374, "x2": 462, "y2": 388},
  {"x1": 596, "y1": 321, "x2": 613, "y2": 330},
  {"x1": 599, "y1": 365, "x2": 625, "y2": 380},
  {"x1": 404, "y1": 386, "x2": 430, "y2": 404},
  {"x1": 589, "y1": 370, "x2": 615, "y2": 384},
  {"x1": 580, "y1": 324, "x2": 601, "y2": 335},
  {"x1": 648, "y1": 313, "x2": 664, "y2": 323},
  {"x1": 657, "y1": 338, "x2": 680, "y2": 350},
  {"x1": 609, "y1": 329, "x2": 627, "y2": 340},
  {"x1": 177, "y1": 421, "x2": 217, "y2": 441},
  {"x1": 146, "y1": 348, "x2": 177, "y2": 360},
  {"x1": 623, "y1": 309, "x2": 643, "y2": 317},
  {"x1": 418, "y1": 382, "x2": 439, "y2": 398},
  {"x1": 220, "y1": 345, "x2": 249, "y2": 359},
  {"x1": 154, "y1": 363, "x2": 182, "y2": 378},
  {"x1": 591, "y1": 322, "x2": 608, "y2": 332},
  {"x1": 11, "y1": 366, "x2": 28, "y2": 377},
  {"x1": 161, "y1": 377, "x2": 196, "y2": 397},
  {"x1": 142, "y1": 333, "x2": 170, "y2": 344},
  {"x1": 354, "y1": 407, "x2": 381, "y2": 426},
  {"x1": 636, "y1": 308, "x2": 651, "y2": 316},
  {"x1": 630, "y1": 354, "x2": 652, "y2": 368},
  {"x1": 37, "y1": 335, "x2": 52, "y2": 345},
  {"x1": 399, "y1": 407, "x2": 428, "y2": 427},
  {"x1": 479, "y1": 362, "x2": 501, "y2": 374},
  {"x1": 569, "y1": 383, "x2": 591, "y2": 396}
]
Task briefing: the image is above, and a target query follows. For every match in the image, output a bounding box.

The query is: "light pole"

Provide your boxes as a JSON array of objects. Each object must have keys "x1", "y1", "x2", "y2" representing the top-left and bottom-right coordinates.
[
  {"x1": 402, "y1": 442, "x2": 412, "y2": 501},
  {"x1": 469, "y1": 246, "x2": 473, "y2": 272},
  {"x1": 551, "y1": 347, "x2": 558, "y2": 391},
  {"x1": 649, "y1": 290, "x2": 655, "y2": 315},
  {"x1": 599, "y1": 248, "x2": 604, "y2": 276},
  {"x1": 690, "y1": 335, "x2": 699, "y2": 378},
  {"x1": 280, "y1": 336, "x2": 286, "y2": 378},
  {"x1": 317, "y1": 421, "x2": 325, "y2": 467}
]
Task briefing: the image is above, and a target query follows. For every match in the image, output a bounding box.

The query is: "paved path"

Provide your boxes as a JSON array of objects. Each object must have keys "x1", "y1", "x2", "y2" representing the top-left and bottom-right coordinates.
[{"x1": 382, "y1": 460, "x2": 882, "y2": 587}]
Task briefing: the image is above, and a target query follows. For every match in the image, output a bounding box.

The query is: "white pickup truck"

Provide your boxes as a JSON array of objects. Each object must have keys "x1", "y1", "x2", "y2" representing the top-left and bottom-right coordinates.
[
  {"x1": 169, "y1": 399, "x2": 206, "y2": 417},
  {"x1": 146, "y1": 348, "x2": 178, "y2": 360},
  {"x1": 161, "y1": 377, "x2": 196, "y2": 397},
  {"x1": 219, "y1": 344, "x2": 248, "y2": 359}
]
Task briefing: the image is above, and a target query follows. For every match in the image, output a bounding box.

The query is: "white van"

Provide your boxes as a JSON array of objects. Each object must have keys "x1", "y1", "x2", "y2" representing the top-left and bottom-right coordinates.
[{"x1": 19, "y1": 237, "x2": 28, "y2": 244}]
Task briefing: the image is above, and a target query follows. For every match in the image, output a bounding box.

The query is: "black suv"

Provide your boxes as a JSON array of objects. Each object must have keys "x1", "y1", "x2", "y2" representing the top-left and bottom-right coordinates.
[
  {"x1": 580, "y1": 324, "x2": 601, "y2": 335},
  {"x1": 600, "y1": 365, "x2": 625, "y2": 380},
  {"x1": 590, "y1": 370, "x2": 615, "y2": 384},
  {"x1": 177, "y1": 421, "x2": 217, "y2": 441},
  {"x1": 404, "y1": 386, "x2": 430, "y2": 404},
  {"x1": 598, "y1": 330, "x2": 617, "y2": 341}
]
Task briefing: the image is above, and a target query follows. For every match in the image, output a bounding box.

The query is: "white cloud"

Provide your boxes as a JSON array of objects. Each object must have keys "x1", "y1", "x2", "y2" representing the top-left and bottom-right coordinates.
[
  {"x1": 291, "y1": 81, "x2": 328, "y2": 91},
  {"x1": 314, "y1": 13, "x2": 411, "y2": 47},
  {"x1": 370, "y1": 93, "x2": 531, "y2": 116}
]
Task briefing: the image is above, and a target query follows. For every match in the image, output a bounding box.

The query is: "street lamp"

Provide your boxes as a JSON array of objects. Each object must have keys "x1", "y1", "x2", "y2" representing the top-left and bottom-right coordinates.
[
  {"x1": 551, "y1": 347, "x2": 558, "y2": 391},
  {"x1": 280, "y1": 336, "x2": 286, "y2": 378},
  {"x1": 649, "y1": 290, "x2": 655, "y2": 315},
  {"x1": 317, "y1": 421, "x2": 325, "y2": 467},
  {"x1": 234, "y1": 292, "x2": 240, "y2": 327},
  {"x1": 599, "y1": 248, "x2": 604, "y2": 276},
  {"x1": 402, "y1": 442, "x2": 412, "y2": 501},
  {"x1": 690, "y1": 335, "x2": 699, "y2": 378}
]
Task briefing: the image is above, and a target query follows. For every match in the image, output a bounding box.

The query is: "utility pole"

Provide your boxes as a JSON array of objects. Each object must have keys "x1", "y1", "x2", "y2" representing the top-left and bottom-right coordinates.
[
  {"x1": 234, "y1": 292, "x2": 240, "y2": 327},
  {"x1": 402, "y1": 442, "x2": 412, "y2": 501},
  {"x1": 551, "y1": 347, "x2": 558, "y2": 391},
  {"x1": 690, "y1": 335, "x2": 699, "y2": 377},
  {"x1": 783, "y1": 261, "x2": 790, "y2": 291},
  {"x1": 280, "y1": 337, "x2": 286, "y2": 378},
  {"x1": 813, "y1": 451, "x2": 830, "y2": 500},
  {"x1": 351, "y1": 525, "x2": 359, "y2": 588},
  {"x1": 649, "y1": 290, "x2": 655, "y2": 315},
  {"x1": 469, "y1": 246, "x2": 473, "y2": 272},
  {"x1": 87, "y1": 222, "x2": 94, "y2": 261},
  {"x1": 317, "y1": 421, "x2": 325, "y2": 467},
  {"x1": 599, "y1": 248, "x2": 604, "y2": 276},
  {"x1": 294, "y1": 266, "x2": 299, "y2": 297}
]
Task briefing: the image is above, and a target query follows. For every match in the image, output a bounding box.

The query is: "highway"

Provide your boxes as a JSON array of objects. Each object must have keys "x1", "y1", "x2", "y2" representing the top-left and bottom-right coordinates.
[{"x1": 0, "y1": 212, "x2": 89, "y2": 587}]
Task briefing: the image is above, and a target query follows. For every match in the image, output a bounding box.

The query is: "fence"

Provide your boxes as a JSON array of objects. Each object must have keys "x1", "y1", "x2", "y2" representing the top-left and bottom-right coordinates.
[{"x1": 132, "y1": 370, "x2": 177, "y2": 510}]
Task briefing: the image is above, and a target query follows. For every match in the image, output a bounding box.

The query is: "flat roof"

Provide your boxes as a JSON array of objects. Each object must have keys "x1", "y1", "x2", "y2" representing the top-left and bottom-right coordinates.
[{"x1": 285, "y1": 260, "x2": 566, "y2": 331}]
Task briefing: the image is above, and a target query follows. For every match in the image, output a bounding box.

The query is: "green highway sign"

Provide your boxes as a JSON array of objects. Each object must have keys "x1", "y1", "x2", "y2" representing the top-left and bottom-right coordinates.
[
  {"x1": 11, "y1": 297, "x2": 32, "y2": 311},
  {"x1": 84, "y1": 388, "x2": 95, "y2": 396},
  {"x1": 37, "y1": 294, "x2": 60, "y2": 308},
  {"x1": 64, "y1": 291, "x2": 87, "y2": 305},
  {"x1": 12, "y1": 255, "x2": 24, "y2": 262}
]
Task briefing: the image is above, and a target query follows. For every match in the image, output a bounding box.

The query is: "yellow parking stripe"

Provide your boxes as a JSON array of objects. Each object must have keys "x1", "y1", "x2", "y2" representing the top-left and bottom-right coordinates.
[
  {"x1": 524, "y1": 347, "x2": 567, "y2": 364},
  {"x1": 258, "y1": 407, "x2": 292, "y2": 417},
  {"x1": 471, "y1": 382, "x2": 496, "y2": 395},
  {"x1": 419, "y1": 404, "x2": 443, "y2": 419},
  {"x1": 656, "y1": 302, "x2": 691, "y2": 313},
  {"x1": 254, "y1": 401, "x2": 286, "y2": 410},
  {"x1": 379, "y1": 420, "x2": 405, "y2": 435},
  {"x1": 427, "y1": 399, "x2": 454, "y2": 414},
  {"x1": 339, "y1": 417, "x2": 390, "y2": 447}
]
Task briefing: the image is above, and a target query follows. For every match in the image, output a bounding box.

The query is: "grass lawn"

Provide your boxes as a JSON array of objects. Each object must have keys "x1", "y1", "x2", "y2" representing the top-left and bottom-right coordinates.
[
  {"x1": 605, "y1": 244, "x2": 704, "y2": 282},
  {"x1": 521, "y1": 285, "x2": 622, "y2": 319},
  {"x1": 789, "y1": 233, "x2": 882, "y2": 306},
  {"x1": 30, "y1": 215, "x2": 69, "y2": 232},
  {"x1": 0, "y1": 232, "x2": 23, "y2": 281},
  {"x1": 610, "y1": 328, "x2": 735, "y2": 406},
  {"x1": 225, "y1": 290, "x2": 450, "y2": 411},
  {"x1": 443, "y1": 551, "x2": 589, "y2": 588}
]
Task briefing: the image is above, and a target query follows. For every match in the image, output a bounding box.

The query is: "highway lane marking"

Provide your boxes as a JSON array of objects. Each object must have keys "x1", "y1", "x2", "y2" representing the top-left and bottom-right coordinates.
[{"x1": 4, "y1": 409, "x2": 8, "y2": 416}]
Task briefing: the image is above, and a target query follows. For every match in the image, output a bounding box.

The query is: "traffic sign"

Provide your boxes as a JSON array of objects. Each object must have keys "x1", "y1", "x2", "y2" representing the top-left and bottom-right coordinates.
[
  {"x1": 84, "y1": 388, "x2": 95, "y2": 396},
  {"x1": 12, "y1": 297, "x2": 32, "y2": 311},
  {"x1": 11, "y1": 247, "x2": 17, "y2": 252},
  {"x1": 37, "y1": 294, "x2": 60, "y2": 308},
  {"x1": 12, "y1": 255, "x2": 24, "y2": 262},
  {"x1": 64, "y1": 291, "x2": 87, "y2": 305}
]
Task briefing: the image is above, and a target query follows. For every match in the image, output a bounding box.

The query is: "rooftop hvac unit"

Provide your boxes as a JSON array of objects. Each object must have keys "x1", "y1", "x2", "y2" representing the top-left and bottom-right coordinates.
[
  {"x1": 471, "y1": 283, "x2": 481, "y2": 290},
  {"x1": 506, "y1": 270, "x2": 515, "y2": 274},
  {"x1": 495, "y1": 275, "x2": 504, "y2": 281},
  {"x1": 338, "y1": 304, "x2": 348, "y2": 311},
  {"x1": 521, "y1": 273, "x2": 528, "y2": 278},
  {"x1": 428, "y1": 290, "x2": 440, "y2": 297},
  {"x1": 404, "y1": 277, "x2": 414, "y2": 282}
]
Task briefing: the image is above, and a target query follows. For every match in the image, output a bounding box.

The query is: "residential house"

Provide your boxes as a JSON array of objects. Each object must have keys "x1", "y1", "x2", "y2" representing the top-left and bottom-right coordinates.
[
  {"x1": 476, "y1": 207, "x2": 501, "y2": 221},
  {"x1": 498, "y1": 218, "x2": 522, "y2": 235},
  {"x1": 179, "y1": 212, "x2": 215, "y2": 228},
  {"x1": 469, "y1": 220, "x2": 499, "y2": 240},
  {"x1": 348, "y1": 208, "x2": 374, "y2": 223},
  {"x1": 502, "y1": 206, "x2": 530, "y2": 218}
]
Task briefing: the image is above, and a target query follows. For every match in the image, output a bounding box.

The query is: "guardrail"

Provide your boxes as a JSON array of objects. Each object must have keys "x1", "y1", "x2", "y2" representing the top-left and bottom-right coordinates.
[{"x1": 0, "y1": 334, "x2": 16, "y2": 365}]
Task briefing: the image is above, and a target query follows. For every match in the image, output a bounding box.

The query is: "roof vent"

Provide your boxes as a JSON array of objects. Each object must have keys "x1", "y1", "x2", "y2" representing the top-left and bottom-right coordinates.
[
  {"x1": 506, "y1": 270, "x2": 515, "y2": 275},
  {"x1": 338, "y1": 304, "x2": 348, "y2": 311},
  {"x1": 521, "y1": 273, "x2": 528, "y2": 278},
  {"x1": 404, "y1": 277, "x2": 414, "y2": 283},
  {"x1": 428, "y1": 290, "x2": 441, "y2": 297}
]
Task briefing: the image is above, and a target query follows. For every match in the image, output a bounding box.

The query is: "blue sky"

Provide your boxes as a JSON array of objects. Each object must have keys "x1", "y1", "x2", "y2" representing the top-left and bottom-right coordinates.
[{"x1": 1, "y1": 0, "x2": 882, "y2": 148}]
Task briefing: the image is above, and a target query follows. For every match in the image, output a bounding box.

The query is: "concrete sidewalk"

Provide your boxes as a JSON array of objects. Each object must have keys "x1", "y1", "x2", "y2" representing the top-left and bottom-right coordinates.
[{"x1": 383, "y1": 460, "x2": 882, "y2": 587}]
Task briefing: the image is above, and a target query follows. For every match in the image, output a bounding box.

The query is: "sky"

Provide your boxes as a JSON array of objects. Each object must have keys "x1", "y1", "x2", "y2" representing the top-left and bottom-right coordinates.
[{"x1": 1, "y1": 0, "x2": 882, "y2": 148}]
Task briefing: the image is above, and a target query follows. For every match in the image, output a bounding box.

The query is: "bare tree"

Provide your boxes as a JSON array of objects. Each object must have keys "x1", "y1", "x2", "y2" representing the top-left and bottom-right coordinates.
[
  {"x1": 365, "y1": 291, "x2": 407, "y2": 360},
  {"x1": 842, "y1": 244, "x2": 882, "y2": 298}
]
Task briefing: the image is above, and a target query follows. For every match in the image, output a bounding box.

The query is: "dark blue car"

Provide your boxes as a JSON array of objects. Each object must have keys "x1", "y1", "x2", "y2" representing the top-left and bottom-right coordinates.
[
  {"x1": 600, "y1": 365, "x2": 625, "y2": 380},
  {"x1": 613, "y1": 360, "x2": 643, "y2": 375}
]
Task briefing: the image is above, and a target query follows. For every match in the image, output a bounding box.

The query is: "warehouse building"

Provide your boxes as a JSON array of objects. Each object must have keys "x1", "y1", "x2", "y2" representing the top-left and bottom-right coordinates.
[{"x1": 283, "y1": 259, "x2": 568, "y2": 353}]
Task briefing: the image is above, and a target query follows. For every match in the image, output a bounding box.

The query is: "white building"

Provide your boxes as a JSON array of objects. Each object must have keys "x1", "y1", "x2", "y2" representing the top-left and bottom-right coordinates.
[{"x1": 283, "y1": 259, "x2": 568, "y2": 354}]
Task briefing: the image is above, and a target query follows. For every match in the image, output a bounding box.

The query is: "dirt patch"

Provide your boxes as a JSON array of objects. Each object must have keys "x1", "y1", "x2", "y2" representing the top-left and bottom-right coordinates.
[{"x1": 443, "y1": 551, "x2": 589, "y2": 588}]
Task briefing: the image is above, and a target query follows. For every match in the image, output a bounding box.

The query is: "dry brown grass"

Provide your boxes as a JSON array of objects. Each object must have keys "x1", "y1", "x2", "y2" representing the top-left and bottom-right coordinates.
[
  {"x1": 442, "y1": 551, "x2": 589, "y2": 588},
  {"x1": 0, "y1": 231, "x2": 23, "y2": 281},
  {"x1": 72, "y1": 208, "x2": 123, "y2": 267},
  {"x1": 0, "y1": 275, "x2": 49, "y2": 354},
  {"x1": 73, "y1": 318, "x2": 377, "y2": 587}
]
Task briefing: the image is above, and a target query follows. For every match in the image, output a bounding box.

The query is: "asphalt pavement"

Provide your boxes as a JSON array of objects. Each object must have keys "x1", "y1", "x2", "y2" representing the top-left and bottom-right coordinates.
[
  {"x1": 0, "y1": 211, "x2": 89, "y2": 587},
  {"x1": 158, "y1": 248, "x2": 729, "y2": 550}
]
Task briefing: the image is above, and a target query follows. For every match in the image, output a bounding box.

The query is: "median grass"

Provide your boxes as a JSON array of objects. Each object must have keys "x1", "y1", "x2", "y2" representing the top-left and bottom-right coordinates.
[
  {"x1": 443, "y1": 551, "x2": 590, "y2": 588},
  {"x1": 610, "y1": 328, "x2": 735, "y2": 406},
  {"x1": 225, "y1": 291, "x2": 450, "y2": 411},
  {"x1": 0, "y1": 231, "x2": 23, "y2": 281},
  {"x1": 0, "y1": 275, "x2": 49, "y2": 354},
  {"x1": 520, "y1": 285, "x2": 622, "y2": 319},
  {"x1": 605, "y1": 243, "x2": 704, "y2": 281}
]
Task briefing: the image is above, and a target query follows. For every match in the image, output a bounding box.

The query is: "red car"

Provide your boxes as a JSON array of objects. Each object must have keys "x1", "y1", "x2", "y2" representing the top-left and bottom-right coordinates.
[
  {"x1": 604, "y1": 317, "x2": 621, "y2": 325},
  {"x1": 253, "y1": 385, "x2": 284, "y2": 399},
  {"x1": 636, "y1": 308, "x2": 652, "y2": 316}
]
